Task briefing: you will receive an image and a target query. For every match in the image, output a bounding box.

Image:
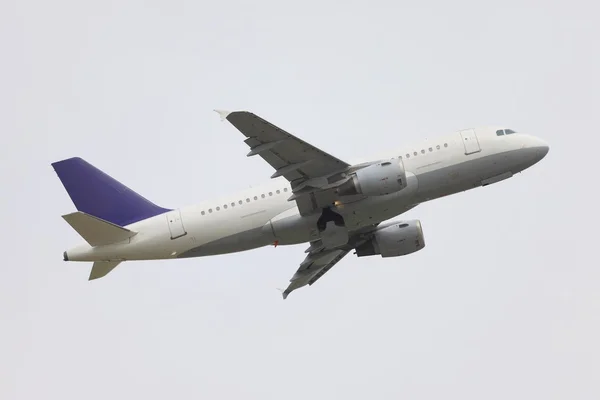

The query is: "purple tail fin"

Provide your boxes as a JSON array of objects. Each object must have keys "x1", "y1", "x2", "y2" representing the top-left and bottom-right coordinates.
[{"x1": 52, "y1": 157, "x2": 171, "y2": 226}]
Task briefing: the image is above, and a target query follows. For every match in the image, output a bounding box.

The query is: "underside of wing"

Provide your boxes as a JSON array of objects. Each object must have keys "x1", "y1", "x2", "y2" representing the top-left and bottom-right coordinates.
[
  {"x1": 217, "y1": 110, "x2": 355, "y2": 215},
  {"x1": 282, "y1": 247, "x2": 350, "y2": 299}
]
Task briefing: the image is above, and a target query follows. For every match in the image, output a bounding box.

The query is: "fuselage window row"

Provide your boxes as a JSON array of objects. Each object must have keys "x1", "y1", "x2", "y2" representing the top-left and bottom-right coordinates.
[
  {"x1": 402, "y1": 142, "x2": 448, "y2": 159},
  {"x1": 200, "y1": 187, "x2": 289, "y2": 215}
]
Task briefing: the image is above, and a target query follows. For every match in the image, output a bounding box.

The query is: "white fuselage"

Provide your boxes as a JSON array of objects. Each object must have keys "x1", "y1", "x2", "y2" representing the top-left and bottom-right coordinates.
[{"x1": 65, "y1": 126, "x2": 548, "y2": 262}]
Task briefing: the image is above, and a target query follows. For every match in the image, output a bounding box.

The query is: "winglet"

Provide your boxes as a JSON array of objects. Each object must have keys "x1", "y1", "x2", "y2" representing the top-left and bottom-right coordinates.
[
  {"x1": 276, "y1": 287, "x2": 290, "y2": 300},
  {"x1": 213, "y1": 109, "x2": 231, "y2": 122}
]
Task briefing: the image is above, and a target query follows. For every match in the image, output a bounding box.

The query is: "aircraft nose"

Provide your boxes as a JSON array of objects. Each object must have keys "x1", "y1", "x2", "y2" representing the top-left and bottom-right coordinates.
[
  {"x1": 532, "y1": 137, "x2": 549, "y2": 160},
  {"x1": 522, "y1": 136, "x2": 549, "y2": 167}
]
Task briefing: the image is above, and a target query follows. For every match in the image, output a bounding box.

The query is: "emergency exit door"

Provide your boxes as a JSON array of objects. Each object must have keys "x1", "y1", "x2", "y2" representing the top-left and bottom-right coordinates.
[
  {"x1": 166, "y1": 209, "x2": 187, "y2": 239},
  {"x1": 459, "y1": 129, "x2": 481, "y2": 155}
]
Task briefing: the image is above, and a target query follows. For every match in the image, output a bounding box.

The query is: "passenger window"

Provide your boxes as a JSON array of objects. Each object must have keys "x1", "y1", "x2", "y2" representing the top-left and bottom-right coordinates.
[
  {"x1": 276, "y1": 190, "x2": 280, "y2": 194},
  {"x1": 223, "y1": 204, "x2": 227, "y2": 209},
  {"x1": 209, "y1": 209, "x2": 213, "y2": 213},
  {"x1": 254, "y1": 196, "x2": 258, "y2": 200},
  {"x1": 429, "y1": 147, "x2": 433, "y2": 152},
  {"x1": 269, "y1": 192, "x2": 273, "y2": 196},
  {"x1": 201, "y1": 211, "x2": 205, "y2": 215},
  {"x1": 444, "y1": 143, "x2": 448, "y2": 147},
  {"x1": 421, "y1": 149, "x2": 425, "y2": 154},
  {"x1": 246, "y1": 198, "x2": 250, "y2": 203},
  {"x1": 284, "y1": 188, "x2": 288, "y2": 192},
  {"x1": 406, "y1": 154, "x2": 410, "y2": 158},
  {"x1": 216, "y1": 207, "x2": 220, "y2": 211},
  {"x1": 413, "y1": 151, "x2": 418, "y2": 156},
  {"x1": 239, "y1": 200, "x2": 243, "y2": 205},
  {"x1": 436, "y1": 145, "x2": 440, "y2": 150},
  {"x1": 261, "y1": 194, "x2": 265, "y2": 198}
]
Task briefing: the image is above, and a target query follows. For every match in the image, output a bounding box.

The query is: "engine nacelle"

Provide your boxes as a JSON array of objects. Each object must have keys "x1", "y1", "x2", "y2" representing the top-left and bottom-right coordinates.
[
  {"x1": 355, "y1": 220, "x2": 425, "y2": 258},
  {"x1": 337, "y1": 159, "x2": 407, "y2": 196}
]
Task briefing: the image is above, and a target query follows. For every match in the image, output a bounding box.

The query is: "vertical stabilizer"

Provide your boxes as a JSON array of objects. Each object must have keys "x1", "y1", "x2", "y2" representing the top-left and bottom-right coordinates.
[{"x1": 52, "y1": 157, "x2": 171, "y2": 226}]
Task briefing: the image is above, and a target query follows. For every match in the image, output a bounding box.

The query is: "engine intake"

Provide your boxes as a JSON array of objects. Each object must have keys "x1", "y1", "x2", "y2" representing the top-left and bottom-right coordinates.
[
  {"x1": 337, "y1": 159, "x2": 407, "y2": 196},
  {"x1": 355, "y1": 220, "x2": 425, "y2": 258}
]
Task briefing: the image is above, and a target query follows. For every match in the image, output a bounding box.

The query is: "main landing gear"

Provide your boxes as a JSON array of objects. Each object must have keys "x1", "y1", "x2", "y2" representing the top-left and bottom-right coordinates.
[
  {"x1": 316, "y1": 205, "x2": 349, "y2": 248},
  {"x1": 317, "y1": 206, "x2": 345, "y2": 232}
]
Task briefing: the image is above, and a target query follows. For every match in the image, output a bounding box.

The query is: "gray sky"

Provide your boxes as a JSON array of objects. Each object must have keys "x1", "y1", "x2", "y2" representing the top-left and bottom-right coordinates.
[{"x1": 1, "y1": 0, "x2": 599, "y2": 398}]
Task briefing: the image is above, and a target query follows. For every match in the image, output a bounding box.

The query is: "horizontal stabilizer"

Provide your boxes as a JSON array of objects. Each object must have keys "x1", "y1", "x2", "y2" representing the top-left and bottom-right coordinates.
[
  {"x1": 89, "y1": 261, "x2": 121, "y2": 280},
  {"x1": 62, "y1": 211, "x2": 137, "y2": 247}
]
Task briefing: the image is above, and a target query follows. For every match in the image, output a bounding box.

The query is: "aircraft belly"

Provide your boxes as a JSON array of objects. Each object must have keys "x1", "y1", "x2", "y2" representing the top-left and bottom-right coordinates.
[
  {"x1": 176, "y1": 203, "x2": 286, "y2": 257},
  {"x1": 267, "y1": 208, "x2": 320, "y2": 245},
  {"x1": 172, "y1": 149, "x2": 527, "y2": 260},
  {"x1": 177, "y1": 225, "x2": 274, "y2": 257},
  {"x1": 414, "y1": 149, "x2": 524, "y2": 201}
]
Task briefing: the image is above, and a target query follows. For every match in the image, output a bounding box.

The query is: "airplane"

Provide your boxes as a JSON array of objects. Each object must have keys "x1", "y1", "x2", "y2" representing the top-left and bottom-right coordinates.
[{"x1": 52, "y1": 110, "x2": 549, "y2": 299}]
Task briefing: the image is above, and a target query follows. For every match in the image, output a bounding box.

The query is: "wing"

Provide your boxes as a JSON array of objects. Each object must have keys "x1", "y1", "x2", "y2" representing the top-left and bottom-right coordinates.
[
  {"x1": 280, "y1": 226, "x2": 376, "y2": 299},
  {"x1": 216, "y1": 110, "x2": 353, "y2": 215},
  {"x1": 217, "y1": 110, "x2": 349, "y2": 181},
  {"x1": 281, "y1": 246, "x2": 350, "y2": 300}
]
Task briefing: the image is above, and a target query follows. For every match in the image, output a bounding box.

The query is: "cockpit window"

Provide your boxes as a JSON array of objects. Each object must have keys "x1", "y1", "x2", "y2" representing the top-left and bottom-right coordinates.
[{"x1": 497, "y1": 128, "x2": 517, "y2": 136}]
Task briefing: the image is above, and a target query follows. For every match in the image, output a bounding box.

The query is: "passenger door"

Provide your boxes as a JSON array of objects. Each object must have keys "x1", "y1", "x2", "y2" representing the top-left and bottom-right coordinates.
[
  {"x1": 459, "y1": 129, "x2": 481, "y2": 155},
  {"x1": 166, "y1": 209, "x2": 187, "y2": 239}
]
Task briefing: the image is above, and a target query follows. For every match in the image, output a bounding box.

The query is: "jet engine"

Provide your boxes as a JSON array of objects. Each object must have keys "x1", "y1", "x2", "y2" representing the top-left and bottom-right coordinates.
[
  {"x1": 355, "y1": 220, "x2": 425, "y2": 258},
  {"x1": 337, "y1": 159, "x2": 407, "y2": 196}
]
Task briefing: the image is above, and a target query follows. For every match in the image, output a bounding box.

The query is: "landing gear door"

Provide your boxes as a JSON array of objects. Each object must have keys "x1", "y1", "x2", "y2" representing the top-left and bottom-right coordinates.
[
  {"x1": 166, "y1": 209, "x2": 187, "y2": 239},
  {"x1": 459, "y1": 129, "x2": 481, "y2": 155},
  {"x1": 320, "y1": 222, "x2": 349, "y2": 248}
]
